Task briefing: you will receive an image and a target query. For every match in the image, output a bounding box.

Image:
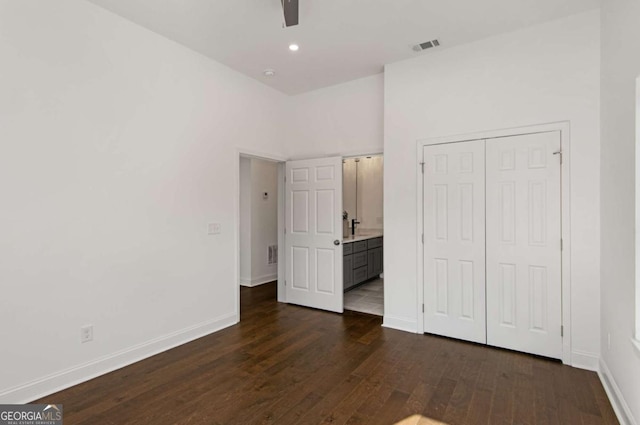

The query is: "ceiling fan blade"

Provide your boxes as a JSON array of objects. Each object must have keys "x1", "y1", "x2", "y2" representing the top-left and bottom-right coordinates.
[{"x1": 281, "y1": 0, "x2": 298, "y2": 27}]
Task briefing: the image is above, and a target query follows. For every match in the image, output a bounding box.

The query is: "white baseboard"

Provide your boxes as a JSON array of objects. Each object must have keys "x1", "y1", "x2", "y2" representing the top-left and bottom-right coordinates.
[
  {"x1": 598, "y1": 359, "x2": 637, "y2": 425},
  {"x1": 240, "y1": 274, "x2": 277, "y2": 287},
  {"x1": 0, "y1": 312, "x2": 238, "y2": 404},
  {"x1": 571, "y1": 349, "x2": 599, "y2": 371},
  {"x1": 382, "y1": 315, "x2": 418, "y2": 333}
]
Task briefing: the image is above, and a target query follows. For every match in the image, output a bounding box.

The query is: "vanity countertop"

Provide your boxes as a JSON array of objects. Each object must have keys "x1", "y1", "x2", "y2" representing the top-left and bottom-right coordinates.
[{"x1": 343, "y1": 231, "x2": 383, "y2": 244}]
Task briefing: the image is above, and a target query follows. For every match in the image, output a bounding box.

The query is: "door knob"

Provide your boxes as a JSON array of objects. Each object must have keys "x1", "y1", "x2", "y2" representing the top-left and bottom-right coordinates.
[{"x1": 334, "y1": 240, "x2": 341, "y2": 246}]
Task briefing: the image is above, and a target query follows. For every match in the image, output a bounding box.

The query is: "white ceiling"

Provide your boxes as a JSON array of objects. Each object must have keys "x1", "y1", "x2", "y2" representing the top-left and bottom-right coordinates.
[{"x1": 86, "y1": 0, "x2": 599, "y2": 95}]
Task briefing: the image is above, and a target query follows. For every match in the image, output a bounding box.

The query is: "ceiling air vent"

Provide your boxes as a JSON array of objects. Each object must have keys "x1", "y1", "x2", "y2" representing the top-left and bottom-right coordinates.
[{"x1": 413, "y1": 39, "x2": 440, "y2": 52}]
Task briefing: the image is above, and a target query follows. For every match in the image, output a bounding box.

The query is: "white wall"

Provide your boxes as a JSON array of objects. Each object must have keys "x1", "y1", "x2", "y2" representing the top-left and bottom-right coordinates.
[
  {"x1": 343, "y1": 159, "x2": 358, "y2": 230},
  {"x1": 383, "y1": 10, "x2": 601, "y2": 368},
  {"x1": 249, "y1": 159, "x2": 278, "y2": 285},
  {"x1": 357, "y1": 156, "x2": 384, "y2": 231},
  {"x1": 239, "y1": 158, "x2": 278, "y2": 287},
  {"x1": 600, "y1": 0, "x2": 640, "y2": 421},
  {"x1": 286, "y1": 74, "x2": 384, "y2": 159},
  {"x1": 239, "y1": 157, "x2": 252, "y2": 284},
  {"x1": 0, "y1": 0, "x2": 286, "y2": 402},
  {"x1": 342, "y1": 156, "x2": 384, "y2": 233}
]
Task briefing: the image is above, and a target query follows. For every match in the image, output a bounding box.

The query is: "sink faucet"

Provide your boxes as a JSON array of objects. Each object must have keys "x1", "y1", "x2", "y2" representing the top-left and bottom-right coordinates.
[{"x1": 351, "y1": 218, "x2": 360, "y2": 236}]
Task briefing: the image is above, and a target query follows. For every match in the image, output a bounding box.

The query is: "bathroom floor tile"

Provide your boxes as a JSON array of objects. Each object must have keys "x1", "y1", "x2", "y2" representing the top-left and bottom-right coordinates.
[{"x1": 344, "y1": 278, "x2": 384, "y2": 316}]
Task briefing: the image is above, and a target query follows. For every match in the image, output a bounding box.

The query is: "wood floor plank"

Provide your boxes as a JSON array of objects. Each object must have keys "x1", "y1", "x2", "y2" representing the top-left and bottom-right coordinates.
[
  {"x1": 572, "y1": 367, "x2": 605, "y2": 418},
  {"x1": 423, "y1": 377, "x2": 457, "y2": 421},
  {"x1": 512, "y1": 370, "x2": 536, "y2": 425},
  {"x1": 487, "y1": 349, "x2": 516, "y2": 425},
  {"x1": 532, "y1": 364, "x2": 561, "y2": 425},
  {"x1": 34, "y1": 282, "x2": 618, "y2": 425},
  {"x1": 442, "y1": 344, "x2": 481, "y2": 424},
  {"x1": 464, "y1": 387, "x2": 493, "y2": 425},
  {"x1": 588, "y1": 373, "x2": 620, "y2": 425},
  {"x1": 552, "y1": 362, "x2": 585, "y2": 423},
  {"x1": 293, "y1": 374, "x2": 366, "y2": 425},
  {"x1": 372, "y1": 389, "x2": 411, "y2": 425}
]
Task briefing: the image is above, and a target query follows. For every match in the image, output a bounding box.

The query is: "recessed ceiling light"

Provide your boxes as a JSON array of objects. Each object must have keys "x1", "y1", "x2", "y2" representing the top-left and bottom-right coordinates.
[
  {"x1": 289, "y1": 44, "x2": 299, "y2": 52},
  {"x1": 263, "y1": 68, "x2": 276, "y2": 77}
]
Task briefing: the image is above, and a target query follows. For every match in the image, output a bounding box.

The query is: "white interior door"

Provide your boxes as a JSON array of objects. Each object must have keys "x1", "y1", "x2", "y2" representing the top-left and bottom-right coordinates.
[
  {"x1": 485, "y1": 131, "x2": 562, "y2": 359},
  {"x1": 285, "y1": 157, "x2": 343, "y2": 313},
  {"x1": 423, "y1": 140, "x2": 486, "y2": 344}
]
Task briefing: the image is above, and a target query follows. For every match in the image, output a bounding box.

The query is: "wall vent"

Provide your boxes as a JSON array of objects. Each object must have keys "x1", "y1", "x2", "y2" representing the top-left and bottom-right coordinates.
[
  {"x1": 413, "y1": 39, "x2": 440, "y2": 52},
  {"x1": 268, "y1": 245, "x2": 278, "y2": 265}
]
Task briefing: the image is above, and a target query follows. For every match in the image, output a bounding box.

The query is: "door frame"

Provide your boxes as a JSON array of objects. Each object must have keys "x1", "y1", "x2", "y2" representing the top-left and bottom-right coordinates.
[
  {"x1": 235, "y1": 149, "x2": 287, "y2": 320},
  {"x1": 415, "y1": 121, "x2": 572, "y2": 365},
  {"x1": 237, "y1": 149, "x2": 385, "y2": 318}
]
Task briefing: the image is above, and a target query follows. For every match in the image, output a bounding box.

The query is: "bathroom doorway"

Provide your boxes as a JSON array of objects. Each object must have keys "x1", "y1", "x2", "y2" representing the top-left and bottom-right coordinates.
[{"x1": 342, "y1": 154, "x2": 384, "y2": 316}]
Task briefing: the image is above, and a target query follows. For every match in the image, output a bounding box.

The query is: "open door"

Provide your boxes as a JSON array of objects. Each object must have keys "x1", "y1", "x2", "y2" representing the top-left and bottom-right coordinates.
[{"x1": 285, "y1": 157, "x2": 343, "y2": 313}]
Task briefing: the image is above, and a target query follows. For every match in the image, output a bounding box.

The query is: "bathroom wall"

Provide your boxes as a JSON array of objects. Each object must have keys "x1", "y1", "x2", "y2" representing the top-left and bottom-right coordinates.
[
  {"x1": 357, "y1": 156, "x2": 384, "y2": 231},
  {"x1": 343, "y1": 156, "x2": 384, "y2": 233},
  {"x1": 343, "y1": 159, "x2": 357, "y2": 231}
]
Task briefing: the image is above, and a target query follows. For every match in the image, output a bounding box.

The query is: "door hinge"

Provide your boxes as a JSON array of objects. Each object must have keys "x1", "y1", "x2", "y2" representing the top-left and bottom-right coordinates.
[
  {"x1": 422, "y1": 304, "x2": 424, "y2": 313},
  {"x1": 421, "y1": 234, "x2": 424, "y2": 244},
  {"x1": 553, "y1": 150, "x2": 563, "y2": 164},
  {"x1": 285, "y1": 227, "x2": 287, "y2": 234},
  {"x1": 561, "y1": 325, "x2": 564, "y2": 337},
  {"x1": 420, "y1": 162, "x2": 425, "y2": 174},
  {"x1": 560, "y1": 238, "x2": 563, "y2": 250},
  {"x1": 284, "y1": 280, "x2": 286, "y2": 286}
]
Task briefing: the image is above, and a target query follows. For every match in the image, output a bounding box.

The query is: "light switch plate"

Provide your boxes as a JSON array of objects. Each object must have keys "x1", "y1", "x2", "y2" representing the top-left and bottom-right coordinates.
[
  {"x1": 208, "y1": 223, "x2": 221, "y2": 235},
  {"x1": 81, "y1": 325, "x2": 93, "y2": 343}
]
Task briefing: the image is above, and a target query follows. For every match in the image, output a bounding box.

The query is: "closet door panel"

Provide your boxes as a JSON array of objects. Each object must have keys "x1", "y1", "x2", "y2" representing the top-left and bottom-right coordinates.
[
  {"x1": 485, "y1": 132, "x2": 562, "y2": 359},
  {"x1": 423, "y1": 140, "x2": 486, "y2": 344}
]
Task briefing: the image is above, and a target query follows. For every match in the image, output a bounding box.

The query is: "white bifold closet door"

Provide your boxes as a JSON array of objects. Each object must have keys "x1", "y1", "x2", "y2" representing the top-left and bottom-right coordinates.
[
  {"x1": 485, "y1": 132, "x2": 562, "y2": 359},
  {"x1": 423, "y1": 140, "x2": 486, "y2": 344},
  {"x1": 423, "y1": 131, "x2": 563, "y2": 359}
]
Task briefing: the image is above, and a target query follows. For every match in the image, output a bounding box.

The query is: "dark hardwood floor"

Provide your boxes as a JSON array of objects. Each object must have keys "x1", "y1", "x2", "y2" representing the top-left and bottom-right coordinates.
[{"x1": 36, "y1": 282, "x2": 617, "y2": 424}]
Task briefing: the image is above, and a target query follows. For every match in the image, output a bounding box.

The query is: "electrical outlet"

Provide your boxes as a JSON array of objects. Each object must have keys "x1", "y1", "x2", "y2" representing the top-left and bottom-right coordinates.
[
  {"x1": 81, "y1": 325, "x2": 93, "y2": 343},
  {"x1": 208, "y1": 223, "x2": 221, "y2": 235}
]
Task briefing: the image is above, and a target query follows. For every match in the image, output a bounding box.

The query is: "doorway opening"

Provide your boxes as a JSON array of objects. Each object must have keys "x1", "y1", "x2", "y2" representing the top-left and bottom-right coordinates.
[
  {"x1": 238, "y1": 153, "x2": 284, "y2": 319},
  {"x1": 342, "y1": 154, "x2": 384, "y2": 316},
  {"x1": 243, "y1": 152, "x2": 384, "y2": 318}
]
